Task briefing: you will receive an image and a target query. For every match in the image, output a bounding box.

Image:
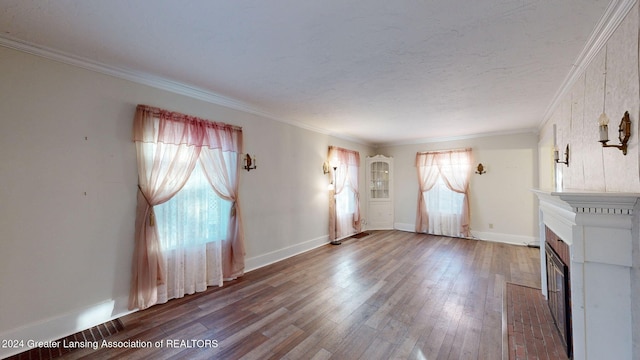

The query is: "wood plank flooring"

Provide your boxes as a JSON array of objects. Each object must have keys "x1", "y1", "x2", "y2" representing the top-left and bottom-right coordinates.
[{"x1": 59, "y1": 230, "x2": 541, "y2": 360}]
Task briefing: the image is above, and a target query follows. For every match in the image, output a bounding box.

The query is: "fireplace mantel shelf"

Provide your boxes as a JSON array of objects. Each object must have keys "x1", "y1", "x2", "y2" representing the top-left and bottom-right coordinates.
[{"x1": 532, "y1": 189, "x2": 640, "y2": 214}]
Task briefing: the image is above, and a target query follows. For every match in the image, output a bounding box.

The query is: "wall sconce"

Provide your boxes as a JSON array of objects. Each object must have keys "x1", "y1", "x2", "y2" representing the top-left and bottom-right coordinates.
[
  {"x1": 243, "y1": 154, "x2": 257, "y2": 171},
  {"x1": 599, "y1": 111, "x2": 631, "y2": 155},
  {"x1": 323, "y1": 161, "x2": 331, "y2": 174},
  {"x1": 475, "y1": 163, "x2": 486, "y2": 175},
  {"x1": 554, "y1": 145, "x2": 569, "y2": 166}
]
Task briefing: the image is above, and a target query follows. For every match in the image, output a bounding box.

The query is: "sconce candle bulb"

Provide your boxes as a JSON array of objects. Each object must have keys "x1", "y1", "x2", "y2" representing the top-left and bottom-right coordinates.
[{"x1": 598, "y1": 112, "x2": 610, "y2": 142}]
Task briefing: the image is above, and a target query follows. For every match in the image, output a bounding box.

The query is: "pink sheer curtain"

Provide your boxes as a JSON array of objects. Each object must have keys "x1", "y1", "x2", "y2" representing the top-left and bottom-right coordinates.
[
  {"x1": 199, "y1": 129, "x2": 244, "y2": 278},
  {"x1": 130, "y1": 105, "x2": 244, "y2": 310},
  {"x1": 415, "y1": 149, "x2": 472, "y2": 237},
  {"x1": 328, "y1": 146, "x2": 361, "y2": 241}
]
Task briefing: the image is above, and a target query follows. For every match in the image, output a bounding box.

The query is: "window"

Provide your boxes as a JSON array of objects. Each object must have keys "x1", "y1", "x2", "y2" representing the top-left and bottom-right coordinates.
[
  {"x1": 327, "y1": 146, "x2": 361, "y2": 241},
  {"x1": 425, "y1": 176, "x2": 464, "y2": 216},
  {"x1": 416, "y1": 148, "x2": 472, "y2": 237},
  {"x1": 336, "y1": 183, "x2": 356, "y2": 215},
  {"x1": 154, "y1": 162, "x2": 231, "y2": 250},
  {"x1": 130, "y1": 104, "x2": 244, "y2": 310}
]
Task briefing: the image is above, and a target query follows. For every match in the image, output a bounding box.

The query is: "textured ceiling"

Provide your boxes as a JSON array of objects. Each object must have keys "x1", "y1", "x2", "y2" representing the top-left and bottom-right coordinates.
[{"x1": 0, "y1": 0, "x2": 610, "y2": 145}]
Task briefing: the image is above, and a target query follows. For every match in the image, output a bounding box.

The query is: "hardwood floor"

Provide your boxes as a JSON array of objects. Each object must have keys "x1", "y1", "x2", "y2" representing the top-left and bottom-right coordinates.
[{"x1": 60, "y1": 230, "x2": 541, "y2": 360}]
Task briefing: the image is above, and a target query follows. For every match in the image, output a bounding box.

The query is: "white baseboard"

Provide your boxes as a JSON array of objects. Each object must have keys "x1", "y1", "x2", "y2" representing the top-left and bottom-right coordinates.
[
  {"x1": 244, "y1": 235, "x2": 329, "y2": 272},
  {"x1": 470, "y1": 231, "x2": 538, "y2": 246},
  {"x1": 0, "y1": 296, "x2": 133, "y2": 359},
  {"x1": 392, "y1": 222, "x2": 538, "y2": 247},
  {"x1": 393, "y1": 222, "x2": 415, "y2": 232}
]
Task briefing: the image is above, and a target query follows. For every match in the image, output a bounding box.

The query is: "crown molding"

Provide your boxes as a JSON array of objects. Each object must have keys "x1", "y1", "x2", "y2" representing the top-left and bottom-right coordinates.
[
  {"x1": 539, "y1": 0, "x2": 638, "y2": 130},
  {"x1": 375, "y1": 127, "x2": 539, "y2": 148},
  {"x1": 0, "y1": 35, "x2": 375, "y2": 145},
  {"x1": 0, "y1": 35, "x2": 263, "y2": 114}
]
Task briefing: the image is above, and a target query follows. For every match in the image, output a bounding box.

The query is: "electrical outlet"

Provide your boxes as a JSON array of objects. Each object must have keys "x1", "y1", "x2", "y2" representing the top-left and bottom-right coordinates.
[{"x1": 489, "y1": 223, "x2": 494, "y2": 229}]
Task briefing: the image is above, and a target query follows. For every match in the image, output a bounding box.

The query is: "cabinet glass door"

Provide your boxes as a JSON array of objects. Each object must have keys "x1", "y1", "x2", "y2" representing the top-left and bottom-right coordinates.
[{"x1": 370, "y1": 161, "x2": 389, "y2": 199}]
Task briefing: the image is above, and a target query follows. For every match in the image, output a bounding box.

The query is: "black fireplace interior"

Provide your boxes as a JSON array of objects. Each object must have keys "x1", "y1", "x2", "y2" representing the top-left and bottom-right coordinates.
[{"x1": 545, "y1": 242, "x2": 572, "y2": 357}]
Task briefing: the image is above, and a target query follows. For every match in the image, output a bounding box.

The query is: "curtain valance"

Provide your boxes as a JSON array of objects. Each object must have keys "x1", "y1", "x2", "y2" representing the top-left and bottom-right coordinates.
[
  {"x1": 415, "y1": 148, "x2": 472, "y2": 167},
  {"x1": 328, "y1": 146, "x2": 360, "y2": 167},
  {"x1": 133, "y1": 104, "x2": 242, "y2": 151}
]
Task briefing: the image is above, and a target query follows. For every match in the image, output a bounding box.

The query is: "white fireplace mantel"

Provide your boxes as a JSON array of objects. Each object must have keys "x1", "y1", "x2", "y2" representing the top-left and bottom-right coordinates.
[{"x1": 532, "y1": 189, "x2": 640, "y2": 360}]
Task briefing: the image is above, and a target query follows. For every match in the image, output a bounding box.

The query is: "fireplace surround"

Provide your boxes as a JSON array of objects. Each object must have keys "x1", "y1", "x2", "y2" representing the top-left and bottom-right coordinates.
[{"x1": 533, "y1": 190, "x2": 639, "y2": 360}]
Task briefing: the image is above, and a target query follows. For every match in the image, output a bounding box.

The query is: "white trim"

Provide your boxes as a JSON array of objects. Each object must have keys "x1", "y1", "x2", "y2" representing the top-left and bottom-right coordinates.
[
  {"x1": 0, "y1": 296, "x2": 133, "y2": 359},
  {"x1": 394, "y1": 222, "x2": 536, "y2": 246},
  {"x1": 375, "y1": 128, "x2": 539, "y2": 148},
  {"x1": 393, "y1": 222, "x2": 414, "y2": 232},
  {"x1": 533, "y1": 189, "x2": 577, "y2": 243},
  {"x1": 244, "y1": 235, "x2": 329, "y2": 272},
  {"x1": 470, "y1": 231, "x2": 537, "y2": 246},
  {"x1": 0, "y1": 35, "x2": 369, "y2": 146},
  {"x1": 539, "y1": 0, "x2": 637, "y2": 130}
]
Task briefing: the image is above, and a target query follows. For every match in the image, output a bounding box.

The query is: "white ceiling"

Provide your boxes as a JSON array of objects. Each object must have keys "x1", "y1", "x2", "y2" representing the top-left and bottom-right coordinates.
[{"x1": 0, "y1": 0, "x2": 612, "y2": 145}]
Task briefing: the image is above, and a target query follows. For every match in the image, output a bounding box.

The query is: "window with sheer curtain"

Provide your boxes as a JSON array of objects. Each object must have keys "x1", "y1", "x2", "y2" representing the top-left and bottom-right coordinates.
[
  {"x1": 129, "y1": 104, "x2": 245, "y2": 310},
  {"x1": 154, "y1": 162, "x2": 231, "y2": 250},
  {"x1": 423, "y1": 175, "x2": 466, "y2": 236},
  {"x1": 416, "y1": 149, "x2": 472, "y2": 238},
  {"x1": 336, "y1": 183, "x2": 356, "y2": 215},
  {"x1": 327, "y1": 146, "x2": 361, "y2": 241}
]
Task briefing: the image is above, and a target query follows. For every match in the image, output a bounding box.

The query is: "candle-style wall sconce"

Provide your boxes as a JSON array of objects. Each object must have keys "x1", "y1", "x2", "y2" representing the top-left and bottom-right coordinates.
[
  {"x1": 554, "y1": 144, "x2": 569, "y2": 166},
  {"x1": 244, "y1": 154, "x2": 257, "y2": 171},
  {"x1": 599, "y1": 111, "x2": 631, "y2": 155},
  {"x1": 475, "y1": 163, "x2": 486, "y2": 175}
]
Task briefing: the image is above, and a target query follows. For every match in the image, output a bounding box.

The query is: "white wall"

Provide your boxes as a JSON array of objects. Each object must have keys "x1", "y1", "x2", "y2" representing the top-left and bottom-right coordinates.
[
  {"x1": 377, "y1": 132, "x2": 540, "y2": 245},
  {"x1": 0, "y1": 45, "x2": 373, "y2": 357}
]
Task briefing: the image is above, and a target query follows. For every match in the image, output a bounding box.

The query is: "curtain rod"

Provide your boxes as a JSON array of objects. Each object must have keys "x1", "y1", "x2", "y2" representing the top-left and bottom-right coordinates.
[{"x1": 416, "y1": 147, "x2": 472, "y2": 155}]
